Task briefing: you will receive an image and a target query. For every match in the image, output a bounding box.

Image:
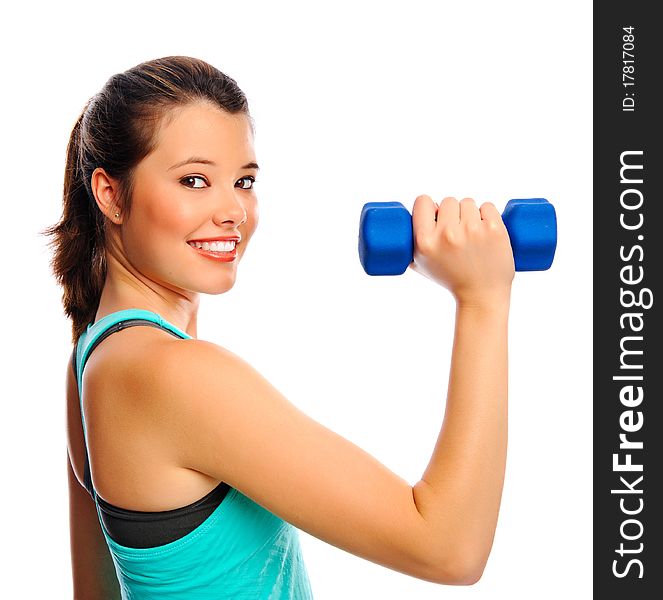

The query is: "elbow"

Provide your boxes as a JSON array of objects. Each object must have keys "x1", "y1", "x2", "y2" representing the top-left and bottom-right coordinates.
[
  {"x1": 451, "y1": 561, "x2": 485, "y2": 586},
  {"x1": 438, "y1": 562, "x2": 485, "y2": 586},
  {"x1": 427, "y1": 551, "x2": 487, "y2": 586},
  {"x1": 445, "y1": 564, "x2": 485, "y2": 587}
]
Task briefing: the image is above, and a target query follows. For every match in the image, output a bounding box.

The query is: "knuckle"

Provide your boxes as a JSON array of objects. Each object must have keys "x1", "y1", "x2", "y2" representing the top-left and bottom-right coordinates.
[
  {"x1": 465, "y1": 222, "x2": 481, "y2": 236},
  {"x1": 415, "y1": 235, "x2": 432, "y2": 255},
  {"x1": 416, "y1": 240, "x2": 431, "y2": 256},
  {"x1": 442, "y1": 226, "x2": 462, "y2": 246},
  {"x1": 486, "y1": 219, "x2": 503, "y2": 233}
]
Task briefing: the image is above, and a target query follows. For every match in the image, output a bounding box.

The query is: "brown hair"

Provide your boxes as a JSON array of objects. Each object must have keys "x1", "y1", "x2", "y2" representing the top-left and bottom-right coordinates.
[{"x1": 41, "y1": 56, "x2": 253, "y2": 346}]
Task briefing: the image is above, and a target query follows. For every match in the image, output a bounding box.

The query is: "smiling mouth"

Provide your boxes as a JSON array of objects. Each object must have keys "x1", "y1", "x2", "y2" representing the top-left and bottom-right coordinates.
[
  {"x1": 187, "y1": 241, "x2": 238, "y2": 262},
  {"x1": 187, "y1": 240, "x2": 237, "y2": 252}
]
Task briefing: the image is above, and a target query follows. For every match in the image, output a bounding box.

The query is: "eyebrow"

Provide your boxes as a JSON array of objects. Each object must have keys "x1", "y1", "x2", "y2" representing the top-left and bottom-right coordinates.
[{"x1": 168, "y1": 156, "x2": 260, "y2": 171}]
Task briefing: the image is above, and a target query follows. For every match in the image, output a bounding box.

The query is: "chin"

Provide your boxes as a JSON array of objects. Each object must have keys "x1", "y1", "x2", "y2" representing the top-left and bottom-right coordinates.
[{"x1": 198, "y1": 277, "x2": 237, "y2": 295}]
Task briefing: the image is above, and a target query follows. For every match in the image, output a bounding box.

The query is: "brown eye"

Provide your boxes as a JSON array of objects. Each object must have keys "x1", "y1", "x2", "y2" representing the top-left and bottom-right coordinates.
[
  {"x1": 237, "y1": 176, "x2": 256, "y2": 190},
  {"x1": 180, "y1": 176, "x2": 208, "y2": 189}
]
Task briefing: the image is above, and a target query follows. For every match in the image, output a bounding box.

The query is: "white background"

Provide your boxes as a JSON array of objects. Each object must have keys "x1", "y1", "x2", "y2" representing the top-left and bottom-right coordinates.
[{"x1": 1, "y1": 0, "x2": 592, "y2": 597}]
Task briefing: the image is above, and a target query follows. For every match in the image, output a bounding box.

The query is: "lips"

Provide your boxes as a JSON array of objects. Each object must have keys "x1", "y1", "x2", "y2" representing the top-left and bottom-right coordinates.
[{"x1": 188, "y1": 236, "x2": 241, "y2": 243}]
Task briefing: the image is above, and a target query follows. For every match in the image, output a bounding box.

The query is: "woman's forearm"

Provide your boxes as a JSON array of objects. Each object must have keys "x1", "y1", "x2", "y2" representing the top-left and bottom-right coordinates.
[{"x1": 412, "y1": 297, "x2": 510, "y2": 582}]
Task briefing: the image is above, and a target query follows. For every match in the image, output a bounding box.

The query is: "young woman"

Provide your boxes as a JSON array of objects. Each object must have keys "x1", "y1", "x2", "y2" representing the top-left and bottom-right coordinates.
[{"x1": 45, "y1": 55, "x2": 514, "y2": 599}]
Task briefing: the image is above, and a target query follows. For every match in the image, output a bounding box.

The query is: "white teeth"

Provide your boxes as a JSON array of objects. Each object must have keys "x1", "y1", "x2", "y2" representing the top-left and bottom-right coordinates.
[{"x1": 190, "y1": 240, "x2": 236, "y2": 252}]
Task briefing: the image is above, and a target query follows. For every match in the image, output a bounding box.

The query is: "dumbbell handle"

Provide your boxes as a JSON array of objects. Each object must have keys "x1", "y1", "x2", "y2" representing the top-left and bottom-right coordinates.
[{"x1": 358, "y1": 198, "x2": 557, "y2": 275}]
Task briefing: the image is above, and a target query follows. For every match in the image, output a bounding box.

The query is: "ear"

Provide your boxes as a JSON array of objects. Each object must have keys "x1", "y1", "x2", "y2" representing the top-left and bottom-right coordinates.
[{"x1": 90, "y1": 167, "x2": 122, "y2": 224}]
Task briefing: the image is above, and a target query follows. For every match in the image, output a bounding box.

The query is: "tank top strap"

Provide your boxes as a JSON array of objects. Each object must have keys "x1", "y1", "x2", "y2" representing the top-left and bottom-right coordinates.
[
  {"x1": 73, "y1": 308, "x2": 193, "y2": 499},
  {"x1": 70, "y1": 346, "x2": 95, "y2": 497}
]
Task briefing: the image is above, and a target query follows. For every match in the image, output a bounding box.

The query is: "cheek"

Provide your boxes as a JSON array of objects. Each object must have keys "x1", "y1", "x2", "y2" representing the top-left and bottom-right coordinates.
[
  {"x1": 124, "y1": 191, "x2": 193, "y2": 260},
  {"x1": 139, "y1": 189, "x2": 194, "y2": 239},
  {"x1": 145, "y1": 204, "x2": 190, "y2": 237}
]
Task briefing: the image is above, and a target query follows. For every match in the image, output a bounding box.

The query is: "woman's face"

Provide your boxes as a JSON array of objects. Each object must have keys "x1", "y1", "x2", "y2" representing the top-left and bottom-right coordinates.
[{"x1": 116, "y1": 102, "x2": 259, "y2": 298}]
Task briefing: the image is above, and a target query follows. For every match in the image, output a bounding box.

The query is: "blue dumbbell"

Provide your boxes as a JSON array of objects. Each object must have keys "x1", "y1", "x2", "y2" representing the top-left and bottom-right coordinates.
[{"x1": 358, "y1": 198, "x2": 557, "y2": 275}]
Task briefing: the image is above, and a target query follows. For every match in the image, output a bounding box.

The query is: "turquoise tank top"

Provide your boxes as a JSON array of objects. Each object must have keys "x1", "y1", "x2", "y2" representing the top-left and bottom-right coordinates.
[{"x1": 75, "y1": 308, "x2": 314, "y2": 599}]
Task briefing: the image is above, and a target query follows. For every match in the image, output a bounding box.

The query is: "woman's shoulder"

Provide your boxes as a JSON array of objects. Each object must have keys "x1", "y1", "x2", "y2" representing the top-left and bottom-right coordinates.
[
  {"x1": 82, "y1": 325, "x2": 215, "y2": 405},
  {"x1": 76, "y1": 327, "x2": 227, "y2": 509}
]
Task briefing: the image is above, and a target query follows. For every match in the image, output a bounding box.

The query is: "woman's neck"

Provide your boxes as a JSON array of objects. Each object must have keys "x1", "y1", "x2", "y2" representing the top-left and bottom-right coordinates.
[{"x1": 95, "y1": 271, "x2": 199, "y2": 338}]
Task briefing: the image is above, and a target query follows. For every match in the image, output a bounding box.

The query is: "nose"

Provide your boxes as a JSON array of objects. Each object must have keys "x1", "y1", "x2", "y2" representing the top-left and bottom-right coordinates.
[{"x1": 211, "y1": 185, "x2": 248, "y2": 228}]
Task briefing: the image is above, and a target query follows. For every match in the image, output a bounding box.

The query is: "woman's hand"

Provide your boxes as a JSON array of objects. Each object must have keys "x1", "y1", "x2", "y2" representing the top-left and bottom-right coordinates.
[{"x1": 408, "y1": 195, "x2": 515, "y2": 307}]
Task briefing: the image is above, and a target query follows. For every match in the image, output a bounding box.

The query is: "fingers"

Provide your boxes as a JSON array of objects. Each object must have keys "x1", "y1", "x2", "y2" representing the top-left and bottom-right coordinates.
[
  {"x1": 437, "y1": 197, "x2": 480, "y2": 229},
  {"x1": 412, "y1": 194, "x2": 438, "y2": 240},
  {"x1": 479, "y1": 201, "x2": 504, "y2": 232},
  {"x1": 437, "y1": 196, "x2": 459, "y2": 225},
  {"x1": 439, "y1": 197, "x2": 502, "y2": 227},
  {"x1": 459, "y1": 197, "x2": 480, "y2": 226},
  {"x1": 414, "y1": 195, "x2": 503, "y2": 234}
]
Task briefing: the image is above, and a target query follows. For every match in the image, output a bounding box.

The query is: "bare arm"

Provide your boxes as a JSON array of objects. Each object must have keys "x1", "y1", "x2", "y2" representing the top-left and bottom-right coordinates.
[
  {"x1": 130, "y1": 195, "x2": 514, "y2": 586},
  {"x1": 409, "y1": 195, "x2": 514, "y2": 582},
  {"x1": 410, "y1": 196, "x2": 514, "y2": 581},
  {"x1": 413, "y1": 300, "x2": 509, "y2": 582},
  {"x1": 67, "y1": 452, "x2": 121, "y2": 600},
  {"x1": 66, "y1": 355, "x2": 121, "y2": 599}
]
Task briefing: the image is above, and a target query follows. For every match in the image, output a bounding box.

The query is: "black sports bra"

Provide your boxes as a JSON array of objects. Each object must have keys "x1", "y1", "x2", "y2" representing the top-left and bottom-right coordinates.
[{"x1": 72, "y1": 319, "x2": 231, "y2": 549}]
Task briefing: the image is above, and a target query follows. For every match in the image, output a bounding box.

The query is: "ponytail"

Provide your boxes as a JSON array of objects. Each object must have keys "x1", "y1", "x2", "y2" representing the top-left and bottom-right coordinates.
[{"x1": 42, "y1": 104, "x2": 108, "y2": 345}]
